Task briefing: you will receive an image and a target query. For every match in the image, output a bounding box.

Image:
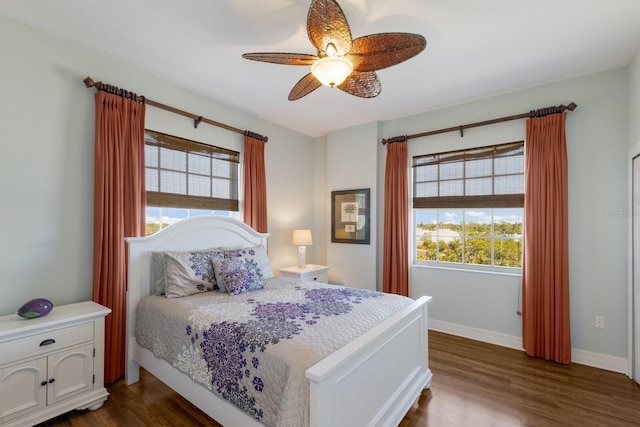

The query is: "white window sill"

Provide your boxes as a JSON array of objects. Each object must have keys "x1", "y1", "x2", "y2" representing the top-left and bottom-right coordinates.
[{"x1": 412, "y1": 262, "x2": 522, "y2": 277}]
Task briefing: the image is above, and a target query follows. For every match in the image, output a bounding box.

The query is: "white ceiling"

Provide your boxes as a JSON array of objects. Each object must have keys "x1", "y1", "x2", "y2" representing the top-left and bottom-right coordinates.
[{"x1": 2, "y1": 0, "x2": 640, "y2": 137}]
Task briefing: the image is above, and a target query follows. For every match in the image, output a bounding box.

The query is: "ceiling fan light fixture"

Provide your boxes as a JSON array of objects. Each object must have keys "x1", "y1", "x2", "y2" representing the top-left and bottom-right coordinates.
[
  {"x1": 311, "y1": 56, "x2": 353, "y2": 88},
  {"x1": 242, "y1": 0, "x2": 427, "y2": 100}
]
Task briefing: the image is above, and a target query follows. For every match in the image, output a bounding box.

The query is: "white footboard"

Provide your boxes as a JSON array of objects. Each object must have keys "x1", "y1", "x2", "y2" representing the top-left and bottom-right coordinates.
[{"x1": 306, "y1": 295, "x2": 432, "y2": 427}]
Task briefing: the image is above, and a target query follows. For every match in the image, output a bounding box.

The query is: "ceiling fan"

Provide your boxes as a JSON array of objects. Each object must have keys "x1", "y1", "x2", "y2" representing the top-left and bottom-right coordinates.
[{"x1": 242, "y1": 0, "x2": 427, "y2": 101}]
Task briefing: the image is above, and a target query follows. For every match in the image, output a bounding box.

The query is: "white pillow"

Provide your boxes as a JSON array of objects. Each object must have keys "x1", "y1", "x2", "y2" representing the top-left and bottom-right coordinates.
[
  {"x1": 151, "y1": 252, "x2": 166, "y2": 295},
  {"x1": 163, "y1": 249, "x2": 224, "y2": 298}
]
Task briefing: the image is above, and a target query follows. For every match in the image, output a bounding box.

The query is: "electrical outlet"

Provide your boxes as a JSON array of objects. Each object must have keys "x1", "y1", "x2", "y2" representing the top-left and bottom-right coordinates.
[{"x1": 595, "y1": 316, "x2": 605, "y2": 329}]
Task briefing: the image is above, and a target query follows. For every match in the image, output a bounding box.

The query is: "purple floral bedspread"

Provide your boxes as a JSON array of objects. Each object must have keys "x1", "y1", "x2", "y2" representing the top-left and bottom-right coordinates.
[{"x1": 136, "y1": 277, "x2": 413, "y2": 427}]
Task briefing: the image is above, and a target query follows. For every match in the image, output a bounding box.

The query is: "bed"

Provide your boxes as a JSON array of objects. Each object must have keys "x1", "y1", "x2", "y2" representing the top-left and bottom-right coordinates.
[{"x1": 125, "y1": 215, "x2": 432, "y2": 426}]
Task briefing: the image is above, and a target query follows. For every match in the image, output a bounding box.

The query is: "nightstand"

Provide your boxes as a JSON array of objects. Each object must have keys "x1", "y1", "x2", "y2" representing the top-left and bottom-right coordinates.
[{"x1": 279, "y1": 265, "x2": 330, "y2": 283}]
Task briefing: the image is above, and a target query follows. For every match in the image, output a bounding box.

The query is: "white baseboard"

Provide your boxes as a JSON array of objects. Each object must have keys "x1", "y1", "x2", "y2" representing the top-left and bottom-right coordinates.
[
  {"x1": 429, "y1": 319, "x2": 523, "y2": 350},
  {"x1": 571, "y1": 348, "x2": 628, "y2": 374},
  {"x1": 429, "y1": 319, "x2": 628, "y2": 375}
]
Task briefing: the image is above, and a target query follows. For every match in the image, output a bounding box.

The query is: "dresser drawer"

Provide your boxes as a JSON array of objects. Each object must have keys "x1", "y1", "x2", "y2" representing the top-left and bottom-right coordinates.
[{"x1": 0, "y1": 322, "x2": 94, "y2": 365}]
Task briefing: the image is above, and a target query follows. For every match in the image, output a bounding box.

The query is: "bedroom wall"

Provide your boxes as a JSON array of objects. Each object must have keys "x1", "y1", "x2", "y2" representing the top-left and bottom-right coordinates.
[
  {"x1": 326, "y1": 123, "x2": 378, "y2": 291},
  {"x1": 377, "y1": 67, "x2": 630, "y2": 370},
  {"x1": 311, "y1": 136, "x2": 329, "y2": 266},
  {"x1": 630, "y1": 49, "x2": 640, "y2": 147},
  {"x1": 0, "y1": 16, "x2": 316, "y2": 316}
]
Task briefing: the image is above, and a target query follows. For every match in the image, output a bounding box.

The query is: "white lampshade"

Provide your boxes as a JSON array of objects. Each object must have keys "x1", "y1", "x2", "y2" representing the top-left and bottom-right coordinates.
[
  {"x1": 292, "y1": 229, "x2": 313, "y2": 246},
  {"x1": 311, "y1": 56, "x2": 353, "y2": 88}
]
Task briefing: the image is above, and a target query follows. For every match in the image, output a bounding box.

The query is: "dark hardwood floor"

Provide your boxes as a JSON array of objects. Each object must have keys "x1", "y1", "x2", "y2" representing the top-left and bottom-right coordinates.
[
  {"x1": 39, "y1": 331, "x2": 640, "y2": 426},
  {"x1": 401, "y1": 332, "x2": 640, "y2": 427}
]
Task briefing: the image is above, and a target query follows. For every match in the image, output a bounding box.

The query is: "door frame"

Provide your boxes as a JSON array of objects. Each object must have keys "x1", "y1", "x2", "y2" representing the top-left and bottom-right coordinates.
[{"x1": 629, "y1": 143, "x2": 640, "y2": 382}]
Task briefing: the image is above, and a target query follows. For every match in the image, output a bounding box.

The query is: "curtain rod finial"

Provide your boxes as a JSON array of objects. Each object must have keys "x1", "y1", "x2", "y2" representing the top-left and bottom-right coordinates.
[
  {"x1": 567, "y1": 102, "x2": 577, "y2": 111},
  {"x1": 83, "y1": 76, "x2": 95, "y2": 88},
  {"x1": 243, "y1": 130, "x2": 268, "y2": 142},
  {"x1": 382, "y1": 135, "x2": 408, "y2": 145}
]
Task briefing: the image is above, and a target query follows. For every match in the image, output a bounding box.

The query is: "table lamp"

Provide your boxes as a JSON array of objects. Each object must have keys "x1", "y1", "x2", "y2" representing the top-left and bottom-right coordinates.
[{"x1": 292, "y1": 229, "x2": 313, "y2": 269}]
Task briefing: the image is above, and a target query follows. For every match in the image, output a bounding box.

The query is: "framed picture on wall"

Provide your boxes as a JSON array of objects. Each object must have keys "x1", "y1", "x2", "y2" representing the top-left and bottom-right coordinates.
[{"x1": 331, "y1": 188, "x2": 370, "y2": 244}]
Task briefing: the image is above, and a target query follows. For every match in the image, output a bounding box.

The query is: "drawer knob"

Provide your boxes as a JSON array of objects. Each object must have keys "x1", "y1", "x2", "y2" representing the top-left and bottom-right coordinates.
[
  {"x1": 39, "y1": 338, "x2": 56, "y2": 346},
  {"x1": 48, "y1": 378, "x2": 55, "y2": 384},
  {"x1": 41, "y1": 381, "x2": 47, "y2": 387},
  {"x1": 313, "y1": 277, "x2": 317, "y2": 281}
]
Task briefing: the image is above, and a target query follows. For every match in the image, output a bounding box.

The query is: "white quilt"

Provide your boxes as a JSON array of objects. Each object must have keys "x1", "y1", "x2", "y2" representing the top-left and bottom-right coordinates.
[{"x1": 136, "y1": 277, "x2": 413, "y2": 427}]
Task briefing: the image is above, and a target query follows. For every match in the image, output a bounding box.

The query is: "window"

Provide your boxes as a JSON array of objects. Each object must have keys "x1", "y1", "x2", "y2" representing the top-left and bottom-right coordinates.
[
  {"x1": 413, "y1": 141, "x2": 524, "y2": 270},
  {"x1": 145, "y1": 207, "x2": 232, "y2": 236},
  {"x1": 144, "y1": 130, "x2": 239, "y2": 235}
]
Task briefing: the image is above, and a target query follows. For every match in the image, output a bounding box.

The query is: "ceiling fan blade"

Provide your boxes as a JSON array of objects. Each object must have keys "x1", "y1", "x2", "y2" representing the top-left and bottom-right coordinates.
[
  {"x1": 337, "y1": 71, "x2": 381, "y2": 98},
  {"x1": 242, "y1": 52, "x2": 319, "y2": 66},
  {"x1": 288, "y1": 73, "x2": 323, "y2": 101},
  {"x1": 307, "y1": 0, "x2": 352, "y2": 56},
  {"x1": 345, "y1": 53, "x2": 364, "y2": 66},
  {"x1": 351, "y1": 33, "x2": 426, "y2": 72}
]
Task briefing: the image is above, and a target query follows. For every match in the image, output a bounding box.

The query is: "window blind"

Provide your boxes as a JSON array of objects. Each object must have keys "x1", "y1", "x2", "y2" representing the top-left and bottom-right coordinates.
[
  {"x1": 413, "y1": 141, "x2": 524, "y2": 209},
  {"x1": 145, "y1": 130, "x2": 240, "y2": 211}
]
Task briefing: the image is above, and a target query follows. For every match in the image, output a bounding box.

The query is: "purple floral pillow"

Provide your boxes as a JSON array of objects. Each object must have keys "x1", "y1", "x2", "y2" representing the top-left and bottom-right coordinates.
[
  {"x1": 221, "y1": 245, "x2": 274, "y2": 280},
  {"x1": 212, "y1": 257, "x2": 263, "y2": 295}
]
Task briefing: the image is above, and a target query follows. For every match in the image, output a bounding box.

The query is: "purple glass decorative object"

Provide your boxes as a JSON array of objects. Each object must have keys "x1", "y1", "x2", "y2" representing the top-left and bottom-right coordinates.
[{"x1": 17, "y1": 298, "x2": 54, "y2": 319}]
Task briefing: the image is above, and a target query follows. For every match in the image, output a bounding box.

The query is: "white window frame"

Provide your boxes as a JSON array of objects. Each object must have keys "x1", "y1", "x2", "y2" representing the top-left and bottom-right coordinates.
[
  {"x1": 144, "y1": 130, "x2": 241, "y2": 235},
  {"x1": 411, "y1": 141, "x2": 524, "y2": 273},
  {"x1": 145, "y1": 207, "x2": 241, "y2": 235},
  {"x1": 412, "y1": 208, "x2": 523, "y2": 274}
]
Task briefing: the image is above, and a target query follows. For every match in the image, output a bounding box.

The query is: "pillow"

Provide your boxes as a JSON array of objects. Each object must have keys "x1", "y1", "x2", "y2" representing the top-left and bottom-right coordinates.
[
  {"x1": 212, "y1": 257, "x2": 263, "y2": 295},
  {"x1": 151, "y1": 252, "x2": 166, "y2": 295},
  {"x1": 221, "y1": 245, "x2": 274, "y2": 280},
  {"x1": 163, "y1": 250, "x2": 224, "y2": 298}
]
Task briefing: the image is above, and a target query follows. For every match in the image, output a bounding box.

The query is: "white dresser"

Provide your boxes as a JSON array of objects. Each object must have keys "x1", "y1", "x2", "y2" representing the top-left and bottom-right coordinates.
[
  {"x1": 0, "y1": 301, "x2": 111, "y2": 426},
  {"x1": 279, "y1": 264, "x2": 330, "y2": 284}
]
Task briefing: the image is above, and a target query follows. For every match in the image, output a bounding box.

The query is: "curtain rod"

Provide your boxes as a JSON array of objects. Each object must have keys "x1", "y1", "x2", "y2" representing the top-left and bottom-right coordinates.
[
  {"x1": 381, "y1": 102, "x2": 577, "y2": 145},
  {"x1": 83, "y1": 76, "x2": 268, "y2": 142}
]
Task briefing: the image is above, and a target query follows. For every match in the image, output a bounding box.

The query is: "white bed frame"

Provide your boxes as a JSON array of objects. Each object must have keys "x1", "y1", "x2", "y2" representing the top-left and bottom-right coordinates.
[{"x1": 125, "y1": 216, "x2": 432, "y2": 427}]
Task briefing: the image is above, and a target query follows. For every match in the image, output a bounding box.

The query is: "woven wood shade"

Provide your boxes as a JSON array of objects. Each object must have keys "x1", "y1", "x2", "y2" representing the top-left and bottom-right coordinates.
[
  {"x1": 145, "y1": 130, "x2": 239, "y2": 211},
  {"x1": 146, "y1": 192, "x2": 238, "y2": 211},
  {"x1": 413, "y1": 141, "x2": 524, "y2": 209}
]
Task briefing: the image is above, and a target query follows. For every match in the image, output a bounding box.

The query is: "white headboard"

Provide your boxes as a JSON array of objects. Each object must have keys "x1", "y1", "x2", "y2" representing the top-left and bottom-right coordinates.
[{"x1": 125, "y1": 216, "x2": 270, "y2": 374}]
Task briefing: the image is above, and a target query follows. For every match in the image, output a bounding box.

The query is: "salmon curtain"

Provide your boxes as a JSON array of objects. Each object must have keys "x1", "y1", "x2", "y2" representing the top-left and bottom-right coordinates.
[
  {"x1": 522, "y1": 112, "x2": 571, "y2": 364},
  {"x1": 383, "y1": 140, "x2": 409, "y2": 296},
  {"x1": 243, "y1": 135, "x2": 267, "y2": 232},
  {"x1": 92, "y1": 91, "x2": 146, "y2": 383}
]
